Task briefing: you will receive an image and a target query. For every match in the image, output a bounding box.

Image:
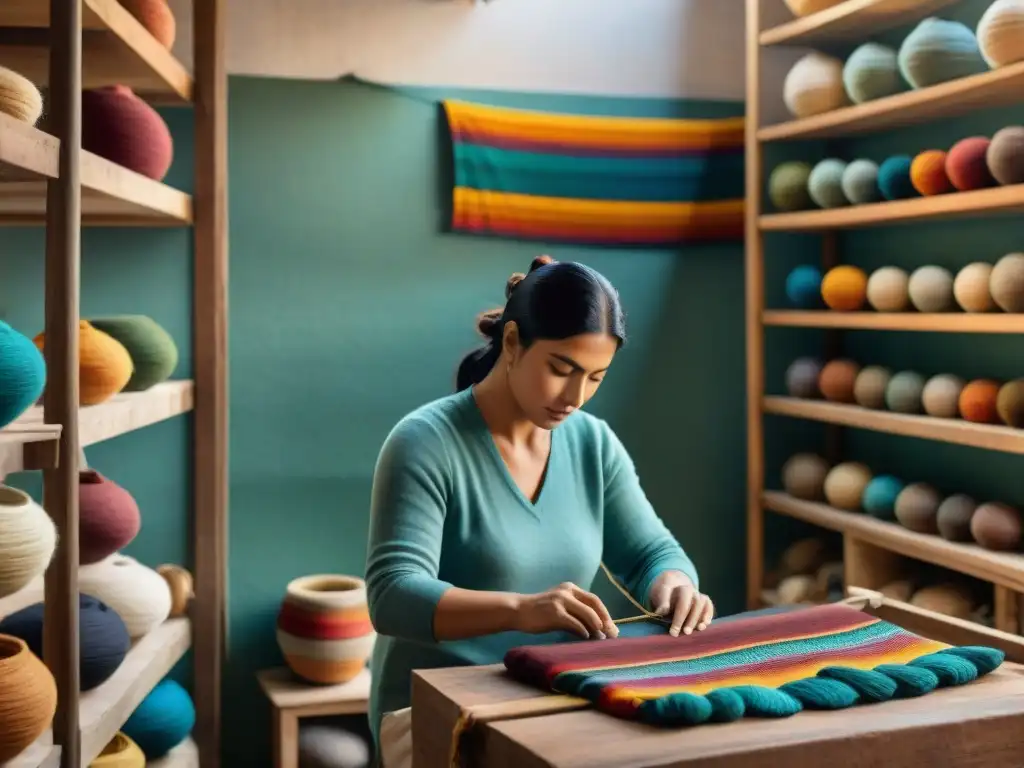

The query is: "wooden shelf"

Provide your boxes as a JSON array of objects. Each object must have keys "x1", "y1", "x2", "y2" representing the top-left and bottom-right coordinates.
[
  {"x1": 760, "y1": 184, "x2": 1024, "y2": 231},
  {"x1": 257, "y1": 667, "x2": 371, "y2": 716},
  {"x1": 0, "y1": 112, "x2": 57, "y2": 181},
  {"x1": 760, "y1": 0, "x2": 960, "y2": 46},
  {"x1": 758, "y1": 60, "x2": 1024, "y2": 142},
  {"x1": 764, "y1": 491, "x2": 1024, "y2": 592},
  {"x1": 5, "y1": 740, "x2": 59, "y2": 768},
  {"x1": 148, "y1": 738, "x2": 198, "y2": 768},
  {"x1": 763, "y1": 310, "x2": 1024, "y2": 333},
  {"x1": 13, "y1": 380, "x2": 194, "y2": 448},
  {"x1": 764, "y1": 395, "x2": 1024, "y2": 454},
  {"x1": 0, "y1": 423, "x2": 61, "y2": 479},
  {"x1": 0, "y1": 0, "x2": 192, "y2": 103}
]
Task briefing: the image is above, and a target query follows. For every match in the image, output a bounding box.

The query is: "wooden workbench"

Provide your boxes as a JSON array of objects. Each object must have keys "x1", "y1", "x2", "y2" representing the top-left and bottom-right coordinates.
[{"x1": 411, "y1": 591, "x2": 1024, "y2": 767}]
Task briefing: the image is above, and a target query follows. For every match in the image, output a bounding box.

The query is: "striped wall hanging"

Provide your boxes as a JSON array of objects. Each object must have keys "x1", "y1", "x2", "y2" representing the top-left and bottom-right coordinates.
[{"x1": 441, "y1": 99, "x2": 746, "y2": 248}]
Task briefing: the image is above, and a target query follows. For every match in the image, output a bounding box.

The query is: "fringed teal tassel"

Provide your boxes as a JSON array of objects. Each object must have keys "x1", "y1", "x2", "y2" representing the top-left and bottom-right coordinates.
[
  {"x1": 637, "y1": 692, "x2": 712, "y2": 726},
  {"x1": 779, "y1": 677, "x2": 858, "y2": 709},
  {"x1": 817, "y1": 666, "x2": 898, "y2": 702},
  {"x1": 705, "y1": 689, "x2": 746, "y2": 722},
  {"x1": 909, "y1": 652, "x2": 978, "y2": 686},
  {"x1": 727, "y1": 686, "x2": 803, "y2": 717},
  {"x1": 940, "y1": 646, "x2": 1005, "y2": 675},
  {"x1": 874, "y1": 663, "x2": 938, "y2": 698}
]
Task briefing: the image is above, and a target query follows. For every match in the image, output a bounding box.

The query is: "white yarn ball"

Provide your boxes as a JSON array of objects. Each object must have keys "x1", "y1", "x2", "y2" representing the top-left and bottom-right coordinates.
[
  {"x1": 299, "y1": 726, "x2": 370, "y2": 768},
  {"x1": 784, "y1": 52, "x2": 850, "y2": 119},
  {"x1": 977, "y1": 0, "x2": 1024, "y2": 68},
  {"x1": 78, "y1": 553, "x2": 172, "y2": 638},
  {"x1": 0, "y1": 486, "x2": 56, "y2": 599},
  {"x1": 783, "y1": 0, "x2": 845, "y2": 18},
  {"x1": 0, "y1": 66, "x2": 43, "y2": 125}
]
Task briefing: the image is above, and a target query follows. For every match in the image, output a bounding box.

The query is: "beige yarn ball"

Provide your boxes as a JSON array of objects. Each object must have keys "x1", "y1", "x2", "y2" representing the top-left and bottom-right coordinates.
[
  {"x1": 866, "y1": 267, "x2": 910, "y2": 311},
  {"x1": 954, "y1": 262, "x2": 996, "y2": 312},
  {"x1": 921, "y1": 373, "x2": 966, "y2": 418},
  {"x1": 78, "y1": 553, "x2": 172, "y2": 638},
  {"x1": 783, "y1": 52, "x2": 850, "y2": 119},
  {"x1": 853, "y1": 365, "x2": 892, "y2": 409},
  {"x1": 0, "y1": 66, "x2": 43, "y2": 126},
  {"x1": 908, "y1": 265, "x2": 956, "y2": 312},
  {"x1": 0, "y1": 486, "x2": 57, "y2": 599},
  {"x1": 977, "y1": 0, "x2": 1024, "y2": 68},
  {"x1": 990, "y1": 252, "x2": 1024, "y2": 312},
  {"x1": 823, "y1": 462, "x2": 872, "y2": 511},
  {"x1": 783, "y1": 0, "x2": 846, "y2": 17}
]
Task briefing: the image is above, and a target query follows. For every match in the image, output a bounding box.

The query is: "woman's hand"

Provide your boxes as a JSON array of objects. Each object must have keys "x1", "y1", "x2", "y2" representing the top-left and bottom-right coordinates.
[
  {"x1": 649, "y1": 571, "x2": 714, "y2": 637},
  {"x1": 515, "y1": 582, "x2": 619, "y2": 639}
]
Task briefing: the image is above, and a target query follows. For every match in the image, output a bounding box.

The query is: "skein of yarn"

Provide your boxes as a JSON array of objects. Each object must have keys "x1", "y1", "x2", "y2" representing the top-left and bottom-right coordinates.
[
  {"x1": 0, "y1": 66, "x2": 43, "y2": 125},
  {"x1": 122, "y1": 679, "x2": 195, "y2": 758},
  {"x1": 0, "y1": 320, "x2": 47, "y2": 430},
  {"x1": 0, "y1": 486, "x2": 57, "y2": 599},
  {"x1": 82, "y1": 86, "x2": 174, "y2": 181},
  {"x1": 79, "y1": 470, "x2": 142, "y2": 565},
  {"x1": 92, "y1": 732, "x2": 146, "y2": 768},
  {"x1": 157, "y1": 564, "x2": 194, "y2": 617},
  {"x1": 79, "y1": 554, "x2": 172, "y2": 639},
  {"x1": 0, "y1": 634, "x2": 58, "y2": 763},
  {"x1": 33, "y1": 321, "x2": 134, "y2": 406}
]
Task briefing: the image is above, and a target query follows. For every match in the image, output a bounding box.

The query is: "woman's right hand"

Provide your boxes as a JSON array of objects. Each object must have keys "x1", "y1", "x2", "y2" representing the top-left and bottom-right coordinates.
[{"x1": 514, "y1": 582, "x2": 619, "y2": 639}]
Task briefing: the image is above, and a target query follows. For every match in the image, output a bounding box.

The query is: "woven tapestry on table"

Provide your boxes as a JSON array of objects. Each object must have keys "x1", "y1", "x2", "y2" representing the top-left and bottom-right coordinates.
[
  {"x1": 503, "y1": 603, "x2": 1004, "y2": 727},
  {"x1": 441, "y1": 99, "x2": 745, "y2": 248}
]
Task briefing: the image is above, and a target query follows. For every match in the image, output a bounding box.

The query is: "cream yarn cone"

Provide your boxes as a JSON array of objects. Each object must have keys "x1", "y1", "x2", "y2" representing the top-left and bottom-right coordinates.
[
  {"x1": 0, "y1": 486, "x2": 56, "y2": 599},
  {"x1": 78, "y1": 553, "x2": 172, "y2": 638},
  {"x1": 0, "y1": 67, "x2": 43, "y2": 125}
]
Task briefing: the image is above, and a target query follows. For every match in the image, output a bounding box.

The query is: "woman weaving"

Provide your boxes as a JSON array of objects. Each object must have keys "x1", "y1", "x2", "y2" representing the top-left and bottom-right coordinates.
[{"x1": 364, "y1": 256, "x2": 714, "y2": 767}]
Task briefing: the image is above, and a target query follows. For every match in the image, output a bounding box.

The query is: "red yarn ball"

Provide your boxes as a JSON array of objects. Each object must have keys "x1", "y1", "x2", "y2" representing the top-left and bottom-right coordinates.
[
  {"x1": 945, "y1": 137, "x2": 996, "y2": 192},
  {"x1": 79, "y1": 470, "x2": 141, "y2": 565},
  {"x1": 82, "y1": 85, "x2": 173, "y2": 181}
]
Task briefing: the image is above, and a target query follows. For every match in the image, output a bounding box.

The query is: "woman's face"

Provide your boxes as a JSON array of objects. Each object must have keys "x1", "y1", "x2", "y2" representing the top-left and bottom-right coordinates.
[{"x1": 504, "y1": 326, "x2": 619, "y2": 429}]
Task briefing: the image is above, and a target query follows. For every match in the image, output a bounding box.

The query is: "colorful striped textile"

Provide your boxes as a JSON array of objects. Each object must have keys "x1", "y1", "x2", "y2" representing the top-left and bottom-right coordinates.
[
  {"x1": 503, "y1": 603, "x2": 1004, "y2": 726},
  {"x1": 442, "y1": 100, "x2": 746, "y2": 248}
]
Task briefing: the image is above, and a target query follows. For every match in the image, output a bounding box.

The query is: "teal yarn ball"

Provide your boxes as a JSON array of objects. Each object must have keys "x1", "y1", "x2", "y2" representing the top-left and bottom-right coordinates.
[
  {"x1": 844, "y1": 43, "x2": 906, "y2": 103},
  {"x1": 862, "y1": 475, "x2": 905, "y2": 519},
  {"x1": 841, "y1": 159, "x2": 882, "y2": 204},
  {"x1": 878, "y1": 155, "x2": 918, "y2": 200},
  {"x1": 785, "y1": 265, "x2": 824, "y2": 308},
  {"x1": 874, "y1": 663, "x2": 939, "y2": 698},
  {"x1": 769, "y1": 161, "x2": 814, "y2": 211},
  {"x1": 808, "y1": 159, "x2": 850, "y2": 208},
  {"x1": 122, "y1": 679, "x2": 195, "y2": 758},
  {"x1": 898, "y1": 17, "x2": 989, "y2": 89},
  {"x1": 0, "y1": 320, "x2": 46, "y2": 429},
  {"x1": 780, "y1": 677, "x2": 859, "y2": 709}
]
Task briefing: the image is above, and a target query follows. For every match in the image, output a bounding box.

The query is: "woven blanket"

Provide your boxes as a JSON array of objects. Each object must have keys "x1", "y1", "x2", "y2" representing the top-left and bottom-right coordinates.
[
  {"x1": 441, "y1": 99, "x2": 745, "y2": 248},
  {"x1": 503, "y1": 603, "x2": 1004, "y2": 726}
]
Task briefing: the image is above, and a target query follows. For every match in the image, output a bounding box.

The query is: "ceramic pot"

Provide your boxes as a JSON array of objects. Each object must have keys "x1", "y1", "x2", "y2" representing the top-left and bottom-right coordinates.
[{"x1": 0, "y1": 634, "x2": 57, "y2": 762}]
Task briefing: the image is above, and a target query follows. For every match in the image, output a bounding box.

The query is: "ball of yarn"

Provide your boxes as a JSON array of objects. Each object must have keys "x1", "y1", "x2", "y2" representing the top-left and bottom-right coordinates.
[
  {"x1": 841, "y1": 159, "x2": 882, "y2": 204},
  {"x1": 785, "y1": 265, "x2": 824, "y2": 308},
  {"x1": 894, "y1": 482, "x2": 941, "y2": 533},
  {"x1": 910, "y1": 150, "x2": 953, "y2": 195},
  {"x1": 79, "y1": 470, "x2": 141, "y2": 565},
  {"x1": 783, "y1": 52, "x2": 850, "y2": 119},
  {"x1": 821, "y1": 265, "x2": 868, "y2": 310},
  {"x1": 33, "y1": 321, "x2": 133, "y2": 406},
  {"x1": 782, "y1": 453, "x2": 830, "y2": 500},
  {"x1": 783, "y1": 0, "x2": 846, "y2": 17},
  {"x1": 879, "y1": 579, "x2": 915, "y2": 602},
  {"x1": 946, "y1": 136, "x2": 996, "y2": 191},
  {"x1": 936, "y1": 494, "x2": 978, "y2": 541},
  {"x1": 953, "y1": 262, "x2": 996, "y2": 311},
  {"x1": 885, "y1": 371, "x2": 926, "y2": 413},
  {"x1": 785, "y1": 357, "x2": 824, "y2": 398},
  {"x1": 777, "y1": 575, "x2": 817, "y2": 604},
  {"x1": 908, "y1": 265, "x2": 955, "y2": 311},
  {"x1": 996, "y1": 379, "x2": 1024, "y2": 426},
  {"x1": 0, "y1": 634, "x2": 57, "y2": 763},
  {"x1": 79, "y1": 553, "x2": 173, "y2": 639},
  {"x1": 866, "y1": 266, "x2": 910, "y2": 311},
  {"x1": 118, "y1": 0, "x2": 177, "y2": 49},
  {"x1": 780, "y1": 538, "x2": 829, "y2": 575},
  {"x1": 977, "y1": 0, "x2": 1024, "y2": 68},
  {"x1": 157, "y1": 564, "x2": 194, "y2": 618},
  {"x1": 959, "y1": 379, "x2": 1001, "y2": 423},
  {"x1": 862, "y1": 475, "x2": 905, "y2": 519},
  {"x1": 878, "y1": 155, "x2": 917, "y2": 200},
  {"x1": 910, "y1": 583, "x2": 976, "y2": 620},
  {"x1": 823, "y1": 462, "x2": 872, "y2": 511},
  {"x1": 769, "y1": 162, "x2": 813, "y2": 211},
  {"x1": 0, "y1": 594, "x2": 130, "y2": 691},
  {"x1": 0, "y1": 320, "x2": 46, "y2": 430},
  {"x1": 808, "y1": 159, "x2": 850, "y2": 208},
  {"x1": 922, "y1": 374, "x2": 965, "y2": 418},
  {"x1": 122, "y1": 679, "x2": 195, "y2": 758},
  {"x1": 82, "y1": 86, "x2": 173, "y2": 182},
  {"x1": 92, "y1": 732, "x2": 145, "y2": 768},
  {"x1": 971, "y1": 502, "x2": 1022, "y2": 550},
  {"x1": 986, "y1": 126, "x2": 1024, "y2": 185},
  {"x1": 843, "y1": 43, "x2": 905, "y2": 103},
  {"x1": 0, "y1": 66, "x2": 43, "y2": 126},
  {"x1": 898, "y1": 17, "x2": 988, "y2": 89},
  {"x1": 819, "y1": 359, "x2": 860, "y2": 403},
  {"x1": 87, "y1": 316, "x2": 178, "y2": 392},
  {"x1": 990, "y1": 252, "x2": 1024, "y2": 312},
  {"x1": 298, "y1": 725, "x2": 371, "y2": 768},
  {"x1": 0, "y1": 486, "x2": 57, "y2": 599},
  {"x1": 854, "y1": 365, "x2": 892, "y2": 409}
]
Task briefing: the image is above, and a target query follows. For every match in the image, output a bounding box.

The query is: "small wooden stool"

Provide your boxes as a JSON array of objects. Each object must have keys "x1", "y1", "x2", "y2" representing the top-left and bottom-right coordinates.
[{"x1": 257, "y1": 667, "x2": 371, "y2": 768}]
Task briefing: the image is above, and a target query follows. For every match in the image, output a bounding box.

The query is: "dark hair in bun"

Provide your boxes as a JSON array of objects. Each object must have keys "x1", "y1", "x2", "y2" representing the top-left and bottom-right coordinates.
[{"x1": 455, "y1": 255, "x2": 626, "y2": 391}]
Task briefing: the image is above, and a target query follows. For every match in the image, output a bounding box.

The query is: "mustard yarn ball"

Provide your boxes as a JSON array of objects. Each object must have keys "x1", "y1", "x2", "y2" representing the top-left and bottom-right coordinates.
[
  {"x1": 822, "y1": 265, "x2": 868, "y2": 311},
  {"x1": 0, "y1": 66, "x2": 43, "y2": 125},
  {"x1": 784, "y1": 52, "x2": 850, "y2": 119},
  {"x1": 908, "y1": 265, "x2": 956, "y2": 312},
  {"x1": 996, "y1": 379, "x2": 1024, "y2": 427},
  {"x1": 866, "y1": 266, "x2": 910, "y2": 311},
  {"x1": 977, "y1": 0, "x2": 1024, "y2": 68},
  {"x1": 953, "y1": 262, "x2": 996, "y2": 312},
  {"x1": 990, "y1": 252, "x2": 1024, "y2": 312},
  {"x1": 824, "y1": 462, "x2": 872, "y2": 511}
]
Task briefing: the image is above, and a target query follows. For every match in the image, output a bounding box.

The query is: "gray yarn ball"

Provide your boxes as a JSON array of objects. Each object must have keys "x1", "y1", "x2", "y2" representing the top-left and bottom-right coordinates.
[
  {"x1": 299, "y1": 726, "x2": 370, "y2": 768},
  {"x1": 841, "y1": 159, "x2": 882, "y2": 204},
  {"x1": 844, "y1": 43, "x2": 905, "y2": 103},
  {"x1": 886, "y1": 371, "x2": 927, "y2": 414},
  {"x1": 808, "y1": 159, "x2": 850, "y2": 208},
  {"x1": 786, "y1": 357, "x2": 824, "y2": 398}
]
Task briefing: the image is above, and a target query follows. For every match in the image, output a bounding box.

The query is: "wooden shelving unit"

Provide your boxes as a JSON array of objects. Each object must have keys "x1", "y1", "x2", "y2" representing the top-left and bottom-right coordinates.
[
  {"x1": 0, "y1": 1, "x2": 227, "y2": 767},
  {"x1": 745, "y1": 0, "x2": 1024, "y2": 634}
]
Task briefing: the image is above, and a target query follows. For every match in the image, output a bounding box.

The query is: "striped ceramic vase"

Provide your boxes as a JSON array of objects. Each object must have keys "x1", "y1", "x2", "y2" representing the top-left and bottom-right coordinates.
[{"x1": 276, "y1": 574, "x2": 376, "y2": 685}]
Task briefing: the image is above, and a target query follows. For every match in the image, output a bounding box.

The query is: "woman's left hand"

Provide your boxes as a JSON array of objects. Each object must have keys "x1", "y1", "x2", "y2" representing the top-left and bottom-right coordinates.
[{"x1": 649, "y1": 571, "x2": 714, "y2": 637}]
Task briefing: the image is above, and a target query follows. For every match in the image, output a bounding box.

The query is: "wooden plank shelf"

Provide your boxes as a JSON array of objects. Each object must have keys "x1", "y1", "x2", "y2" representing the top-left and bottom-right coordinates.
[
  {"x1": 4, "y1": 740, "x2": 59, "y2": 768},
  {"x1": 764, "y1": 491, "x2": 1024, "y2": 592},
  {"x1": 760, "y1": 183, "x2": 1024, "y2": 231},
  {"x1": 763, "y1": 310, "x2": 1024, "y2": 333},
  {"x1": 760, "y1": 0, "x2": 960, "y2": 46},
  {"x1": 764, "y1": 395, "x2": 1024, "y2": 454},
  {"x1": 0, "y1": 0, "x2": 193, "y2": 103},
  {"x1": 758, "y1": 60, "x2": 1024, "y2": 141},
  {"x1": 0, "y1": 112, "x2": 57, "y2": 181},
  {"x1": 0, "y1": 423, "x2": 62, "y2": 479}
]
